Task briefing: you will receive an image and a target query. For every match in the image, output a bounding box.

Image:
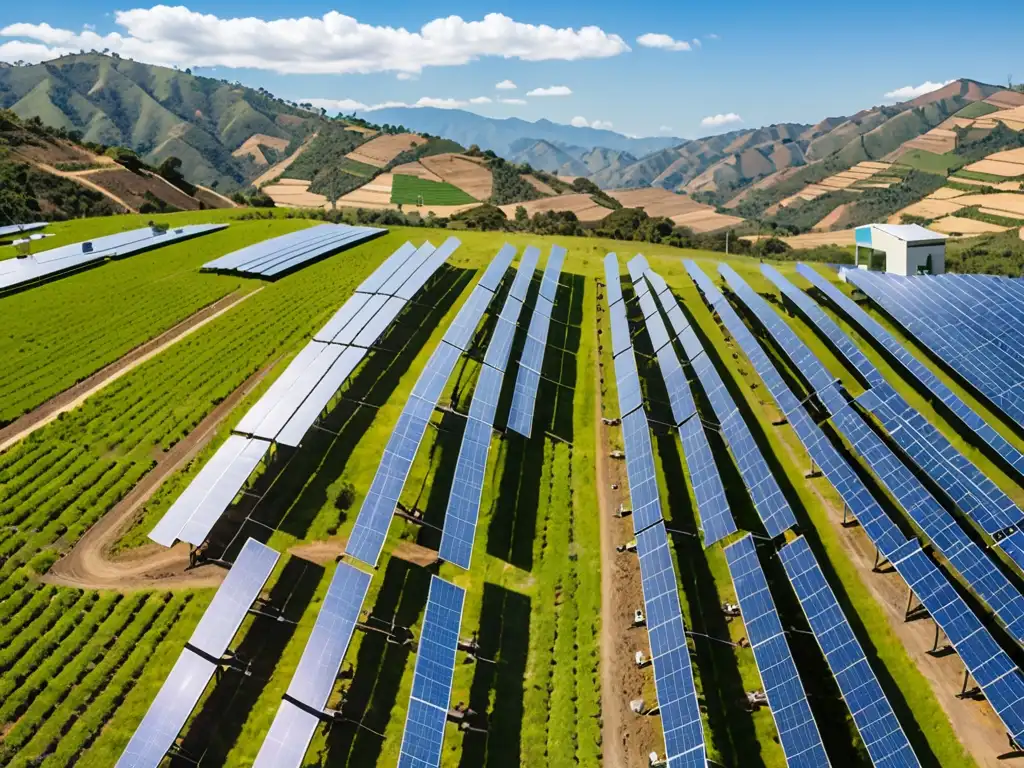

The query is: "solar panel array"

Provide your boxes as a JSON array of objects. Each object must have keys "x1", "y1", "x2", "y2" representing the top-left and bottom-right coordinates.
[
  {"x1": 779, "y1": 537, "x2": 920, "y2": 768},
  {"x1": 845, "y1": 270, "x2": 1024, "y2": 426},
  {"x1": 0, "y1": 221, "x2": 47, "y2": 238},
  {"x1": 202, "y1": 224, "x2": 386, "y2": 278},
  {"x1": 762, "y1": 266, "x2": 1024, "y2": 570},
  {"x1": 623, "y1": 258, "x2": 735, "y2": 546},
  {"x1": 0, "y1": 224, "x2": 226, "y2": 293},
  {"x1": 796, "y1": 264, "x2": 1024, "y2": 477},
  {"x1": 253, "y1": 563, "x2": 372, "y2": 768},
  {"x1": 719, "y1": 266, "x2": 1024, "y2": 649},
  {"x1": 604, "y1": 254, "x2": 707, "y2": 766},
  {"x1": 398, "y1": 576, "x2": 466, "y2": 768},
  {"x1": 346, "y1": 247, "x2": 515, "y2": 567},
  {"x1": 440, "y1": 247, "x2": 539, "y2": 569},
  {"x1": 725, "y1": 535, "x2": 830, "y2": 767},
  {"x1": 690, "y1": 261, "x2": 1024, "y2": 747},
  {"x1": 888, "y1": 538, "x2": 1024, "y2": 745},
  {"x1": 507, "y1": 246, "x2": 566, "y2": 437},
  {"x1": 117, "y1": 539, "x2": 278, "y2": 768},
  {"x1": 151, "y1": 239, "x2": 460, "y2": 549}
]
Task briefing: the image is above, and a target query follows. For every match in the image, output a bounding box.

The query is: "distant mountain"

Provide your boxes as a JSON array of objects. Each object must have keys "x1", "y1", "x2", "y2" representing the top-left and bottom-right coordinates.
[
  {"x1": 354, "y1": 106, "x2": 684, "y2": 157},
  {"x1": 0, "y1": 53, "x2": 319, "y2": 189},
  {"x1": 508, "y1": 139, "x2": 589, "y2": 176}
]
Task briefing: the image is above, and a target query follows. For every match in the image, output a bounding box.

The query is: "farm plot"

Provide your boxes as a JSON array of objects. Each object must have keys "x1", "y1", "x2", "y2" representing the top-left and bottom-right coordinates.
[
  {"x1": 0, "y1": 217, "x2": 310, "y2": 424},
  {"x1": 499, "y1": 193, "x2": 611, "y2": 222},
  {"x1": 607, "y1": 187, "x2": 708, "y2": 218},
  {"x1": 346, "y1": 133, "x2": 423, "y2": 168},
  {"x1": 390, "y1": 174, "x2": 478, "y2": 205},
  {"x1": 419, "y1": 154, "x2": 494, "y2": 200}
]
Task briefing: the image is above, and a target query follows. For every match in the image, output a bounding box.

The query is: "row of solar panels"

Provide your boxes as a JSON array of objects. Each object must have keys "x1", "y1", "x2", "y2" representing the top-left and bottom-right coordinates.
[
  {"x1": 619, "y1": 259, "x2": 907, "y2": 766},
  {"x1": 687, "y1": 261, "x2": 1024, "y2": 749},
  {"x1": 202, "y1": 223, "x2": 387, "y2": 279},
  {"x1": 0, "y1": 221, "x2": 48, "y2": 238},
  {"x1": 0, "y1": 224, "x2": 226, "y2": 292},
  {"x1": 846, "y1": 270, "x2": 1024, "y2": 428},
  {"x1": 346, "y1": 245, "x2": 566, "y2": 569},
  {"x1": 150, "y1": 238, "x2": 460, "y2": 548}
]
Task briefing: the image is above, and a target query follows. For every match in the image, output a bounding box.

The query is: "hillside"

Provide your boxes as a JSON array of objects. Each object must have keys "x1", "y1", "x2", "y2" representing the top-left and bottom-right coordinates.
[
  {"x1": 0, "y1": 53, "x2": 319, "y2": 190},
  {"x1": 509, "y1": 139, "x2": 590, "y2": 176},
  {"x1": 355, "y1": 106, "x2": 684, "y2": 156}
]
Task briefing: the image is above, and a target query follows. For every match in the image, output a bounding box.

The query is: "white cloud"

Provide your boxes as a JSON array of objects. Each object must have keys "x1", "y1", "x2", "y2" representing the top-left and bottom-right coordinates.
[
  {"x1": 499, "y1": 97, "x2": 527, "y2": 105},
  {"x1": 304, "y1": 94, "x2": 502, "y2": 113},
  {"x1": 396, "y1": 72, "x2": 416, "y2": 81},
  {"x1": 701, "y1": 112, "x2": 743, "y2": 127},
  {"x1": 659, "y1": 125, "x2": 674, "y2": 133},
  {"x1": 527, "y1": 85, "x2": 572, "y2": 97},
  {"x1": 883, "y1": 79, "x2": 954, "y2": 101},
  {"x1": 706, "y1": 33, "x2": 719, "y2": 40},
  {"x1": 469, "y1": 96, "x2": 492, "y2": 104},
  {"x1": 304, "y1": 97, "x2": 371, "y2": 112},
  {"x1": 636, "y1": 33, "x2": 691, "y2": 51},
  {"x1": 570, "y1": 115, "x2": 613, "y2": 130},
  {"x1": 495, "y1": 79, "x2": 517, "y2": 90},
  {"x1": 0, "y1": 9, "x2": 629, "y2": 74}
]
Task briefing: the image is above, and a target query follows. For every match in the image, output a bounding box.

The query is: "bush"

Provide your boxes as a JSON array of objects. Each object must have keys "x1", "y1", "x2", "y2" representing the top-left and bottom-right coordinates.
[
  {"x1": 488, "y1": 159, "x2": 543, "y2": 205},
  {"x1": 451, "y1": 203, "x2": 508, "y2": 230},
  {"x1": 104, "y1": 146, "x2": 145, "y2": 173}
]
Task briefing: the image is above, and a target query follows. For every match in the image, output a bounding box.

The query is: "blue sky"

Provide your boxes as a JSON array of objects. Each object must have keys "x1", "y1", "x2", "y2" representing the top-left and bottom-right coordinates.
[{"x1": 2, "y1": 0, "x2": 1023, "y2": 138}]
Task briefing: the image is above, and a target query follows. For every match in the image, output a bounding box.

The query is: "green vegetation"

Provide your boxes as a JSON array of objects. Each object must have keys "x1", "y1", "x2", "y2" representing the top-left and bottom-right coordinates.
[
  {"x1": 954, "y1": 101, "x2": 1000, "y2": 119},
  {"x1": 0, "y1": 153, "x2": 121, "y2": 221},
  {"x1": 843, "y1": 170, "x2": 947, "y2": 228},
  {"x1": 952, "y1": 168, "x2": 1024, "y2": 183},
  {"x1": 569, "y1": 176, "x2": 622, "y2": 209},
  {"x1": 488, "y1": 158, "x2": 545, "y2": 205},
  {"x1": 896, "y1": 149, "x2": 965, "y2": 174},
  {"x1": 282, "y1": 122, "x2": 369, "y2": 184},
  {"x1": 954, "y1": 205, "x2": 1024, "y2": 228},
  {"x1": 337, "y1": 157, "x2": 378, "y2": 177},
  {"x1": 764, "y1": 190, "x2": 858, "y2": 233},
  {"x1": 391, "y1": 174, "x2": 477, "y2": 205},
  {"x1": 947, "y1": 228, "x2": 1024, "y2": 275},
  {"x1": 387, "y1": 136, "x2": 465, "y2": 167}
]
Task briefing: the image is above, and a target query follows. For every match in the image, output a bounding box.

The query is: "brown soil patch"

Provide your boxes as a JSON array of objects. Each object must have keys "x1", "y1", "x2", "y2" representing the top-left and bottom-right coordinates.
[
  {"x1": 979, "y1": 207, "x2": 1024, "y2": 220},
  {"x1": 20, "y1": 160, "x2": 132, "y2": 212},
  {"x1": 670, "y1": 210, "x2": 745, "y2": 233},
  {"x1": 263, "y1": 180, "x2": 329, "y2": 209},
  {"x1": 0, "y1": 289, "x2": 260, "y2": 453},
  {"x1": 338, "y1": 174, "x2": 395, "y2": 207},
  {"x1": 813, "y1": 202, "x2": 853, "y2": 231},
  {"x1": 232, "y1": 133, "x2": 290, "y2": 165},
  {"x1": 963, "y1": 159, "x2": 1024, "y2": 177},
  {"x1": 193, "y1": 185, "x2": 237, "y2": 209},
  {"x1": 608, "y1": 188, "x2": 708, "y2": 219},
  {"x1": 346, "y1": 133, "x2": 423, "y2": 168},
  {"x1": 954, "y1": 193, "x2": 1024, "y2": 215},
  {"x1": 927, "y1": 187, "x2": 967, "y2": 200},
  {"x1": 743, "y1": 229, "x2": 858, "y2": 248},
  {"x1": 288, "y1": 540, "x2": 345, "y2": 564},
  {"x1": 522, "y1": 174, "x2": 556, "y2": 196},
  {"x1": 986, "y1": 91, "x2": 1024, "y2": 109},
  {"x1": 86, "y1": 168, "x2": 201, "y2": 211},
  {"x1": 894, "y1": 198, "x2": 965, "y2": 220},
  {"x1": 499, "y1": 194, "x2": 611, "y2": 222},
  {"x1": 344, "y1": 125, "x2": 378, "y2": 136},
  {"x1": 253, "y1": 131, "x2": 318, "y2": 188},
  {"x1": 947, "y1": 177, "x2": 1023, "y2": 191},
  {"x1": 930, "y1": 216, "x2": 1010, "y2": 235},
  {"x1": 11, "y1": 138, "x2": 113, "y2": 168},
  {"x1": 419, "y1": 154, "x2": 493, "y2": 200},
  {"x1": 390, "y1": 161, "x2": 443, "y2": 182},
  {"x1": 44, "y1": 358, "x2": 277, "y2": 591}
]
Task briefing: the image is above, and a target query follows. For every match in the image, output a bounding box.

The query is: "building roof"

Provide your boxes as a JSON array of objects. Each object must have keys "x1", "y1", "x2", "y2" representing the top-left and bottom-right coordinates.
[{"x1": 862, "y1": 223, "x2": 947, "y2": 243}]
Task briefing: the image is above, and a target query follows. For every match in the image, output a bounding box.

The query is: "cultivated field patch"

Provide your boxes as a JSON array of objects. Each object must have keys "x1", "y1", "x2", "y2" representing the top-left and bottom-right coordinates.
[
  {"x1": 419, "y1": 154, "x2": 494, "y2": 200},
  {"x1": 345, "y1": 133, "x2": 423, "y2": 168}
]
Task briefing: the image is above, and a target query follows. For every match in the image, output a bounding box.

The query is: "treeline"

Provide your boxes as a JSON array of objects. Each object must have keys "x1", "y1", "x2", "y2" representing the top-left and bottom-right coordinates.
[{"x1": 0, "y1": 157, "x2": 121, "y2": 222}]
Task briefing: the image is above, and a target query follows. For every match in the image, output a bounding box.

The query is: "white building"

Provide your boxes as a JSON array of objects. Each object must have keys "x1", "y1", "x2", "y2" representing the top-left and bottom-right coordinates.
[{"x1": 853, "y1": 223, "x2": 946, "y2": 276}]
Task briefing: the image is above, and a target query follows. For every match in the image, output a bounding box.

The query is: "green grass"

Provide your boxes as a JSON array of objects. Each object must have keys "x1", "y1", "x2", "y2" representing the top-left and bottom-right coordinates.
[
  {"x1": 896, "y1": 149, "x2": 965, "y2": 175},
  {"x1": 391, "y1": 174, "x2": 478, "y2": 206},
  {"x1": 953, "y1": 168, "x2": 1024, "y2": 183},
  {"x1": 954, "y1": 101, "x2": 1001, "y2": 119},
  {"x1": 338, "y1": 157, "x2": 379, "y2": 177},
  {"x1": 0, "y1": 213, "x2": 1006, "y2": 768}
]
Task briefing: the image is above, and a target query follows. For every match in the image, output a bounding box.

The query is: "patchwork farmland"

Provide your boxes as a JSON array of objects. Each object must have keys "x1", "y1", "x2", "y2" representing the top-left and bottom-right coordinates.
[{"x1": 1, "y1": 208, "x2": 1023, "y2": 768}]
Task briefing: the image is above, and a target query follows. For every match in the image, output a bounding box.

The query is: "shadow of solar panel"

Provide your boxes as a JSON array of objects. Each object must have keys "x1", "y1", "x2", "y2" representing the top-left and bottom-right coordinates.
[
  {"x1": 604, "y1": 252, "x2": 624, "y2": 307},
  {"x1": 780, "y1": 537, "x2": 920, "y2": 768},
  {"x1": 150, "y1": 436, "x2": 271, "y2": 547},
  {"x1": 796, "y1": 264, "x2": 1024, "y2": 477},
  {"x1": 725, "y1": 535, "x2": 830, "y2": 767},
  {"x1": 2, "y1": 224, "x2": 227, "y2": 292},
  {"x1": 115, "y1": 649, "x2": 218, "y2": 768},
  {"x1": 398, "y1": 576, "x2": 465, "y2": 768},
  {"x1": 635, "y1": 523, "x2": 707, "y2": 765},
  {"x1": 889, "y1": 539, "x2": 1024, "y2": 743},
  {"x1": 189, "y1": 538, "x2": 279, "y2": 656},
  {"x1": 286, "y1": 563, "x2": 371, "y2": 708}
]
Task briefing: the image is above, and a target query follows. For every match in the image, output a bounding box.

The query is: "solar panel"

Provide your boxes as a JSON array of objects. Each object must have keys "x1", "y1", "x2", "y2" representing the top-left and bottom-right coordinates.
[
  {"x1": 0, "y1": 221, "x2": 47, "y2": 238},
  {"x1": 761, "y1": 265, "x2": 886, "y2": 388},
  {"x1": 149, "y1": 436, "x2": 271, "y2": 547},
  {"x1": 796, "y1": 265, "x2": 1024, "y2": 478},
  {"x1": 779, "y1": 537, "x2": 920, "y2": 768},
  {"x1": 506, "y1": 247, "x2": 566, "y2": 437},
  {"x1": 635, "y1": 522, "x2": 707, "y2": 765},
  {"x1": 609, "y1": 298, "x2": 632, "y2": 359},
  {"x1": 725, "y1": 535, "x2": 831, "y2": 767},
  {"x1": 315, "y1": 292, "x2": 375, "y2": 344},
  {"x1": 397, "y1": 576, "x2": 465, "y2": 768},
  {"x1": 622, "y1": 409, "x2": 665, "y2": 532},
  {"x1": 189, "y1": 538, "x2": 280, "y2": 656},
  {"x1": 356, "y1": 241, "x2": 420, "y2": 294},
  {"x1": 476, "y1": 243, "x2": 517, "y2": 292},
  {"x1": 251, "y1": 703, "x2": 321, "y2": 768},
  {"x1": 510, "y1": 247, "x2": 541, "y2": 302},
  {"x1": 275, "y1": 347, "x2": 367, "y2": 447},
  {"x1": 604, "y1": 252, "x2": 624, "y2": 307},
  {"x1": 444, "y1": 285, "x2": 493, "y2": 351},
  {"x1": 353, "y1": 296, "x2": 408, "y2": 348},
  {"x1": 115, "y1": 650, "x2": 218, "y2": 768},
  {"x1": 1, "y1": 224, "x2": 227, "y2": 293},
  {"x1": 379, "y1": 241, "x2": 438, "y2": 296},
  {"x1": 614, "y1": 346, "x2": 644, "y2": 418},
  {"x1": 316, "y1": 294, "x2": 390, "y2": 345},
  {"x1": 889, "y1": 539, "x2": 1024, "y2": 744},
  {"x1": 395, "y1": 238, "x2": 461, "y2": 301},
  {"x1": 203, "y1": 224, "x2": 385, "y2": 278}
]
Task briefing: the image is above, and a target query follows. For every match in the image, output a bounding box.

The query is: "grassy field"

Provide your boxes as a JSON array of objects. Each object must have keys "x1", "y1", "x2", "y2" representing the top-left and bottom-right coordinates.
[
  {"x1": 896, "y1": 149, "x2": 964, "y2": 175},
  {"x1": 391, "y1": 174, "x2": 478, "y2": 205},
  {"x1": 1, "y1": 213, "x2": 1018, "y2": 767},
  {"x1": 954, "y1": 101, "x2": 1001, "y2": 119}
]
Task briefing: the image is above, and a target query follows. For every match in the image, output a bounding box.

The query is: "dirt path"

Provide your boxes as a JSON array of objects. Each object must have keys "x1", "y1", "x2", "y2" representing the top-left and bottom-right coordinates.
[
  {"x1": 253, "y1": 132, "x2": 319, "y2": 188},
  {"x1": 30, "y1": 160, "x2": 136, "y2": 212},
  {"x1": 0, "y1": 288, "x2": 262, "y2": 453},
  {"x1": 43, "y1": 359, "x2": 278, "y2": 592}
]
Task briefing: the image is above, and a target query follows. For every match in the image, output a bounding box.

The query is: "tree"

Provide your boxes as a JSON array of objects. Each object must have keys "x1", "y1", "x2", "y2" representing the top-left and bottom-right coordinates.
[{"x1": 515, "y1": 205, "x2": 529, "y2": 226}]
